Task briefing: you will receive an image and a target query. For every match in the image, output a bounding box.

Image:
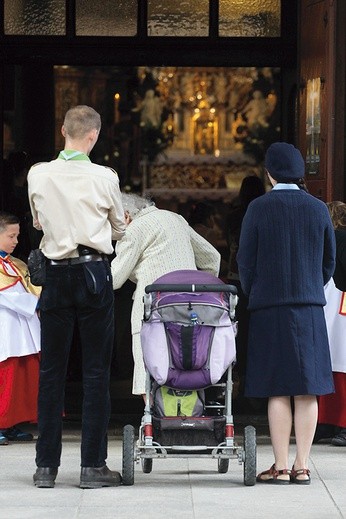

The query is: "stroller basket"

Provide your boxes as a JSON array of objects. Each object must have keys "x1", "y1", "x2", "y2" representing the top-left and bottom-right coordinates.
[{"x1": 152, "y1": 415, "x2": 226, "y2": 447}]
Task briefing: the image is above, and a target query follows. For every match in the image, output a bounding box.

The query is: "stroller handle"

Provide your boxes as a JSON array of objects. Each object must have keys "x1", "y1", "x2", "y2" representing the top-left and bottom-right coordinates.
[{"x1": 144, "y1": 283, "x2": 238, "y2": 295}]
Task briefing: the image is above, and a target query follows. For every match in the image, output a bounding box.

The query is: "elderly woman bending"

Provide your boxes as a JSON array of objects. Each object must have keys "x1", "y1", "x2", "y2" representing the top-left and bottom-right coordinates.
[{"x1": 111, "y1": 193, "x2": 221, "y2": 395}]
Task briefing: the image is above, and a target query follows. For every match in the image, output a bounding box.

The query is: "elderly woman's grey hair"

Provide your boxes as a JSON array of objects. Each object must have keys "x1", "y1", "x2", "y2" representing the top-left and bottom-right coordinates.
[{"x1": 121, "y1": 192, "x2": 155, "y2": 219}]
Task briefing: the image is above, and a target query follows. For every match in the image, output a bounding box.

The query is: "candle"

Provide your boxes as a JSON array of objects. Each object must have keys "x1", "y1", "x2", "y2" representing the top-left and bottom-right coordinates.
[{"x1": 114, "y1": 93, "x2": 120, "y2": 124}]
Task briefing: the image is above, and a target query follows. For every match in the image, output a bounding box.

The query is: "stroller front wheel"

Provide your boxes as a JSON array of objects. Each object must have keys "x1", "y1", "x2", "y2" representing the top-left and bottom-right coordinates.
[
  {"x1": 218, "y1": 458, "x2": 229, "y2": 473},
  {"x1": 122, "y1": 424, "x2": 135, "y2": 485},
  {"x1": 141, "y1": 457, "x2": 153, "y2": 473},
  {"x1": 243, "y1": 425, "x2": 257, "y2": 486}
]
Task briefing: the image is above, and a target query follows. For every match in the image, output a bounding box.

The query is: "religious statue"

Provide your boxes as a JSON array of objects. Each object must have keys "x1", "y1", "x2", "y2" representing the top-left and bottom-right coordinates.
[
  {"x1": 137, "y1": 89, "x2": 163, "y2": 128},
  {"x1": 214, "y1": 73, "x2": 228, "y2": 104},
  {"x1": 242, "y1": 90, "x2": 269, "y2": 129}
]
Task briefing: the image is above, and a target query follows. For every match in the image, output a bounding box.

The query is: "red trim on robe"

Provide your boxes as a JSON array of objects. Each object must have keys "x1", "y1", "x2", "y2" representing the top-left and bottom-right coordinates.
[{"x1": 340, "y1": 292, "x2": 346, "y2": 315}]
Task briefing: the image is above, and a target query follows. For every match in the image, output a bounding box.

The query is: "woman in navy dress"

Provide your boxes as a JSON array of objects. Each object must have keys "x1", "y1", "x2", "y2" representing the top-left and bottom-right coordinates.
[{"x1": 237, "y1": 142, "x2": 336, "y2": 484}]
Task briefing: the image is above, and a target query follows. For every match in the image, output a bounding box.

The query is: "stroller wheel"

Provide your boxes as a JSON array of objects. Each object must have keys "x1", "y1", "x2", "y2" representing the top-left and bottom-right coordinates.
[
  {"x1": 218, "y1": 458, "x2": 229, "y2": 474},
  {"x1": 122, "y1": 424, "x2": 135, "y2": 485},
  {"x1": 243, "y1": 425, "x2": 257, "y2": 486},
  {"x1": 141, "y1": 457, "x2": 153, "y2": 474}
]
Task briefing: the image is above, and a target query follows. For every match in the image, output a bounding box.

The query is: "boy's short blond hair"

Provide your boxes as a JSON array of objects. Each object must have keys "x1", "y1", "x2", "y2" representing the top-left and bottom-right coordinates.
[{"x1": 63, "y1": 105, "x2": 101, "y2": 139}]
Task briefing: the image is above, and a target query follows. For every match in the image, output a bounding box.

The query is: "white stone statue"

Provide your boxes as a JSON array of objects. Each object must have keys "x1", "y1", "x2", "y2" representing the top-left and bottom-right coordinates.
[
  {"x1": 140, "y1": 89, "x2": 162, "y2": 128},
  {"x1": 242, "y1": 90, "x2": 269, "y2": 129}
]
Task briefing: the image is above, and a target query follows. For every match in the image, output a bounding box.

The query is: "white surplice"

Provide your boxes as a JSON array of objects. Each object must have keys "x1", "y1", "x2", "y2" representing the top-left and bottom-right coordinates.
[
  {"x1": 0, "y1": 262, "x2": 40, "y2": 363},
  {"x1": 324, "y1": 278, "x2": 346, "y2": 373}
]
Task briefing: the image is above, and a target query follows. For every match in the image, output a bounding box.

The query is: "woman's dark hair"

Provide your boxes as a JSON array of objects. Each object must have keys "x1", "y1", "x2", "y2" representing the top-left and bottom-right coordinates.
[
  {"x1": 296, "y1": 178, "x2": 309, "y2": 192},
  {"x1": 239, "y1": 175, "x2": 266, "y2": 207},
  {"x1": 188, "y1": 202, "x2": 215, "y2": 226}
]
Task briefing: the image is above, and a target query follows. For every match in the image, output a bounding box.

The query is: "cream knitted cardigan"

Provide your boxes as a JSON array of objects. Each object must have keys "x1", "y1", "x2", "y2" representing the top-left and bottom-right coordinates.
[{"x1": 111, "y1": 206, "x2": 221, "y2": 334}]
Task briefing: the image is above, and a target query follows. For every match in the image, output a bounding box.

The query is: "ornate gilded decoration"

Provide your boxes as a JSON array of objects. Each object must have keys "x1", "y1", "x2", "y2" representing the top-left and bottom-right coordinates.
[
  {"x1": 137, "y1": 66, "x2": 280, "y2": 164},
  {"x1": 149, "y1": 163, "x2": 260, "y2": 190}
]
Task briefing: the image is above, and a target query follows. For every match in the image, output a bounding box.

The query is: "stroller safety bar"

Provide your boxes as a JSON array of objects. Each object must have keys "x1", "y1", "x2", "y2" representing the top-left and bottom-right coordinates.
[{"x1": 145, "y1": 283, "x2": 238, "y2": 295}]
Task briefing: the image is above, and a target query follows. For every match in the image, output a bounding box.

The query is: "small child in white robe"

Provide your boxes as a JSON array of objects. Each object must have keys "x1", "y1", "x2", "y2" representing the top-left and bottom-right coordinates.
[{"x1": 0, "y1": 212, "x2": 41, "y2": 445}]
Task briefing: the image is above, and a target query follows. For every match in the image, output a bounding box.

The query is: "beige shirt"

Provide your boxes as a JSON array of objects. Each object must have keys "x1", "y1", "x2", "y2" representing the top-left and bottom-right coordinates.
[{"x1": 28, "y1": 157, "x2": 126, "y2": 259}]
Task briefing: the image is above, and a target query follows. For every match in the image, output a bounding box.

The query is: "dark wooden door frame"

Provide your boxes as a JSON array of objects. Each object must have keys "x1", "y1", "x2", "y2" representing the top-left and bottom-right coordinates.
[{"x1": 0, "y1": 0, "x2": 299, "y2": 203}]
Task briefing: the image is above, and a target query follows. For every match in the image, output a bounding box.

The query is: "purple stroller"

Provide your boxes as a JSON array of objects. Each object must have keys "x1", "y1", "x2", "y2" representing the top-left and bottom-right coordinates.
[{"x1": 122, "y1": 270, "x2": 256, "y2": 486}]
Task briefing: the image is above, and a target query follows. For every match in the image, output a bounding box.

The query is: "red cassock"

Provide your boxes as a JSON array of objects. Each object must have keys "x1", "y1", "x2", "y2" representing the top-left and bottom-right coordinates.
[
  {"x1": 318, "y1": 372, "x2": 346, "y2": 428},
  {"x1": 0, "y1": 354, "x2": 40, "y2": 428}
]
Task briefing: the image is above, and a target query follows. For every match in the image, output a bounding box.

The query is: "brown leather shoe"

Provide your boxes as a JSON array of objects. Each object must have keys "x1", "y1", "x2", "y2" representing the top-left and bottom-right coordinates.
[
  {"x1": 80, "y1": 465, "x2": 122, "y2": 489},
  {"x1": 33, "y1": 467, "x2": 58, "y2": 488}
]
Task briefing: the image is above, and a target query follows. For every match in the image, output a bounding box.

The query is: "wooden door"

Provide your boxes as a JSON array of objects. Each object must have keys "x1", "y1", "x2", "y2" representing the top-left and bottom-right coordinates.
[{"x1": 299, "y1": 0, "x2": 345, "y2": 201}]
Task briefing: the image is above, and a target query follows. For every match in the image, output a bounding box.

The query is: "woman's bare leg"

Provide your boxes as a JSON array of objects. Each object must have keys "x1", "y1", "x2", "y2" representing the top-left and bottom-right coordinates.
[
  {"x1": 267, "y1": 396, "x2": 292, "y2": 479},
  {"x1": 292, "y1": 395, "x2": 317, "y2": 479}
]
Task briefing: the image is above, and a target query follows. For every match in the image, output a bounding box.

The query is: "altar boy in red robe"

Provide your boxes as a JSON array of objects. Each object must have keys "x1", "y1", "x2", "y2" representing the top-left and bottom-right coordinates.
[{"x1": 0, "y1": 212, "x2": 41, "y2": 444}]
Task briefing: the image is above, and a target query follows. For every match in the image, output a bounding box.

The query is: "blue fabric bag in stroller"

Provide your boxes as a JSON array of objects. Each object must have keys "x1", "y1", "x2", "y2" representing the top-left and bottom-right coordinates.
[{"x1": 121, "y1": 270, "x2": 257, "y2": 486}]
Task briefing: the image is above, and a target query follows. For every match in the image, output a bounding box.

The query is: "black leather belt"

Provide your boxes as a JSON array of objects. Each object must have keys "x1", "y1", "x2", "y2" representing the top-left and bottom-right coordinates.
[{"x1": 49, "y1": 254, "x2": 104, "y2": 266}]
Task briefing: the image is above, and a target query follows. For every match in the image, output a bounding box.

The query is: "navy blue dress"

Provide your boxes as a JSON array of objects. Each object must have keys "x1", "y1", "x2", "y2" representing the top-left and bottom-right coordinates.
[{"x1": 245, "y1": 305, "x2": 334, "y2": 397}]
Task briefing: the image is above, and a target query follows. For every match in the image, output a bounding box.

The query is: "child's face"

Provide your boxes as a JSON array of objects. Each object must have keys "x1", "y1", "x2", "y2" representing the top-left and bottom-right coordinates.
[{"x1": 0, "y1": 223, "x2": 20, "y2": 254}]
